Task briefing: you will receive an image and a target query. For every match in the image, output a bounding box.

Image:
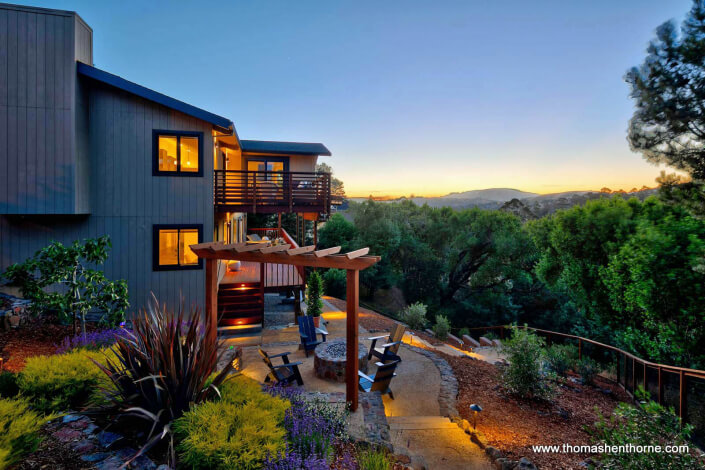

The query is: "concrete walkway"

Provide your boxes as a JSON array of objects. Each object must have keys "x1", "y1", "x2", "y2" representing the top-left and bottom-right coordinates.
[{"x1": 227, "y1": 298, "x2": 491, "y2": 470}]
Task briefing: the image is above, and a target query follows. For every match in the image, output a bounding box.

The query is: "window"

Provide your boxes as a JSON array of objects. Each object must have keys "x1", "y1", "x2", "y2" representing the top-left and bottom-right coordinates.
[
  {"x1": 153, "y1": 224, "x2": 203, "y2": 271},
  {"x1": 153, "y1": 131, "x2": 203, "y2": 176},
  {"x1": 246, "y1": 156, "x2": 288, "y2": 184}
]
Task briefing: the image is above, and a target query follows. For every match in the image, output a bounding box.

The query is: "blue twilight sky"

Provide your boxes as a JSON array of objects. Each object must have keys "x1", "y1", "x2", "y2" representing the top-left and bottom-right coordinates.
[{"x1": 23, "y1": 0, "x2": 695, "y2": 196}]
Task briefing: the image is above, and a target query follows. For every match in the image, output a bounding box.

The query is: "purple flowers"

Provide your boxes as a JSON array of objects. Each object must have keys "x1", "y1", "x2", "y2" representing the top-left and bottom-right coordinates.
[
  {"x1": 57, "y1": 328, "x2": 131, "y2": 354},
  {"x1": 265, "y1": 385, "x2": 350, "y2": 469}
]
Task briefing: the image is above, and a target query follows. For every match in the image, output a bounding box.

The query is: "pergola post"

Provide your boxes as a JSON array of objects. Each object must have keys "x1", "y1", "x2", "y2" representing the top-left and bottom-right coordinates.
[
  {"x1": 205, "y1": 258, "x2": 218, "y2": 346},
  {"x1": 346, "y1": 269, "x2": 360, "y2": 411}
]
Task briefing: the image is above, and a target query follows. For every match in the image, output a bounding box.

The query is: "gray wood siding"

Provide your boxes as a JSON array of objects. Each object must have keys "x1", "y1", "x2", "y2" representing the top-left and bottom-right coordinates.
[
  {"x1": 0, "y1": 4, "x2": 92, "y2": 215},
  {"x1": 1, "y1": 82, "x2": 215, "y2": 312}
]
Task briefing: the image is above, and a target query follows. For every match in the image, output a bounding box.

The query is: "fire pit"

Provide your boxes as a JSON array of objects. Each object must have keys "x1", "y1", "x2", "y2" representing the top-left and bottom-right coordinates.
[{"x1": 314, "y1": 339, "x2": 368, "y2": 382}]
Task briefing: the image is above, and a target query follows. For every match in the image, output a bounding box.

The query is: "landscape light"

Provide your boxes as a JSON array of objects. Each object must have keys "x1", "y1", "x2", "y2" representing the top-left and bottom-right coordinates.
[{"x1": 470, "y1": 403, "x2": 482, "y2": 430}]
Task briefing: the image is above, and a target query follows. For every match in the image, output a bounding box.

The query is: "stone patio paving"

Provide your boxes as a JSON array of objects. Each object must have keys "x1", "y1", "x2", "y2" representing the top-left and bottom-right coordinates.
[{"x1": 221, "y1": 297, "x2": 492, "y2": 469}]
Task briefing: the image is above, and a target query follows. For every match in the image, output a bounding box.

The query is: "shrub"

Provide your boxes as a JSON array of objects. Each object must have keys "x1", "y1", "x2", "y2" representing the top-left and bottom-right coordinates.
[
  {"x1": 95, "y1": 297, "x2": 235, "y2": 465},
  {"x1": 357, "y1": 446, "x2": 392, "y2": 470},
  {"x1": 576, "y1": 357, "x2": 600, "y2": 385},
  {"x1": 500, "y1": 327, "x2": 553, "y2": 400},
  {"x1": 458, "y1": 327, "x2": 470, "y2": 338},
  {"x1": 56, "y1": 328, "x2": 131, "y2": 354},
  {"x1": 265, "y1": 386, "x2": 348, "y2": 467},
  {"x1": 2, "y1": 236, "x2": 128, "y2": 331},
  {"x1": 432, "y1": 315, "x2": 451, "y2": 340},
  {"x1": 401, "y1": 302, "x2": 427, "y2": 331},
  {"x1": 0, "y1": 397, "x2": 51, "y2": 469},
  {"x1": 306, "y1": 271, "x2": 324, "y2": 318},
  {"x1": 592, "y1": 396, "x2": 703, "y2": 469},
  {"x1": 18, "y1": 349, "x2": 108, "y2": 413},
  {"x1": 0, "y1": 372, "x2": 19, "y2": 398},
  {"x1": 544, "y1": 343, "x2": 578, "y2": 377},
  {"x1": 174, "y1": 377, "x2": 290, "y2": 470},
  {"x1": 322, "y1": 269, "x2": 346, "y2": 299}
]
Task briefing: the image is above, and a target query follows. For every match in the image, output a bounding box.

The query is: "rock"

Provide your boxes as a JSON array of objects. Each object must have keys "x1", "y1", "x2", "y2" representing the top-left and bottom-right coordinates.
[
  {"x1": 130, "y1": 454, "x2": 157, "y2": 470},
  {"x1": 80, "y1": 452, "x2": 110, "y2": 463},
  {"x1": 495, "y1": 458, "x2": 518, "y2": 470},
  {"x1": 394, "y1": 454, "x2": 412, "y2": 464},
  {"x1": 96, "y1": 456, "x2": 124, "y2": 470},
  {"x1": 69, "y1": 417, "x2": 91, "y2": 430},
  {"x1": 447, "y1": 333, "x2": 463, "y2": 348},
  {"x1": 97, "y1": 431, "x2": 124, "y2": 448},
  {"x1": 485, "y1": 446, "x2": 504, "y2": 460},
  {"x1": 492, "y1": 339, "x2": 502, "y2": 348},
  {"x1": 62, "y1": 414, "x2": 82, "y2": 424},
  {"x1": 155, "y1": 466, "x2": 172, "y2": 470},
  {"x1": 53, "y1": 427, "x2": 83, "y2": 442},
  {"x1": 84, "y1": 423, "x2": 99, "y2": 435},
  {"x1": 479, "y1": 337, "x2": 494, "y2": 347},
  {"x1": 517, "y1": 457, "x2": 537, "y2": 470},
  {"x1": 460, "y1": 419, "x2": 471, "y2": 432},
  {"x1": 462, "y1": 335, "x2": 481, "y2": 349},
  {"x1": 72, "y1": 439, "x2": 96, "y2": 453}
]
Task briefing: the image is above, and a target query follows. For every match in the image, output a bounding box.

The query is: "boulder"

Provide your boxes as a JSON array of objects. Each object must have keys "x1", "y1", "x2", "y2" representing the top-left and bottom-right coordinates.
[
  {"x1": 492, "y1": 339, "x2": 502, "y2": 348},
  {"x1": 485, "y1": 446, "x2": 504, "y2": 460},
  {"x1": 517, "y1": 457, "x2": 537, "y2": 470},
  {"x1": 447, "y1": 333, "x2": 463, "y2": 348},
  {"x1": 462, "y1": 335, "x2": 481, "y2": 349},
  {"x1": 479, "y1": 336, "x2": 494, "y2": 347}
]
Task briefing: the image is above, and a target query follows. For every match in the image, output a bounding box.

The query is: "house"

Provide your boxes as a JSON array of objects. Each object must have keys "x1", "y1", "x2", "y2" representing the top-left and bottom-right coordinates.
[{"x1": 0, "y1": 3, "x2": 332, "y2": 333}]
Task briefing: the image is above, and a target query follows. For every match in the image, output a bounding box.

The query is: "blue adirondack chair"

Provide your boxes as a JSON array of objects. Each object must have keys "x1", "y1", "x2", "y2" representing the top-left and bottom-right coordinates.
[{"x1": 298, "y1": 315, "x2": 328, "y2": 357}]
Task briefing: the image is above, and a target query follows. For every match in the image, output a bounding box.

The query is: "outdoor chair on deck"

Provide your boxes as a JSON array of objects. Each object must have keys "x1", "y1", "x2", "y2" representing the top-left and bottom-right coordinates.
[
  {"x1": 358, "y1": 360, "x2": 400, "y2": 399},
  {"x1": 367, "y1": 323, "x2": 405, "y2": 363},
  {"x1": 298, "y1": 315, "x2": 328, "y2": 357},
  {"x1": 259, "y1": 348, "x2": 304, "y2": 386}
]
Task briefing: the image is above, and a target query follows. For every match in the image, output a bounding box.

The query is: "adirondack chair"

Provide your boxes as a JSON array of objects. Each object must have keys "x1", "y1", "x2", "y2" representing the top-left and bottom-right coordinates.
[
  {"x1": 358, "y1": 360, "x2": 400, "y2": 399},
  {"x1": 367, "y1": 323, "x2": 405, "y2": 363},
  {"x1": 298, "y1": 315, "x2": 328, "y2": 357},
  {"x1": 259, "y1": 348, "x2": 304, "y2": 386}
]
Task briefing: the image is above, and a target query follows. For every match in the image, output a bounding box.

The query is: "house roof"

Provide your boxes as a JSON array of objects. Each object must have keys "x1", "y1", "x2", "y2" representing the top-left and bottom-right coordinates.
[
  {"x1": 77, "y1": 62, "x2": 234, "y2": 133},
  {"x1": 240, "y1": 140, "x2": 332, "y2": 156}
]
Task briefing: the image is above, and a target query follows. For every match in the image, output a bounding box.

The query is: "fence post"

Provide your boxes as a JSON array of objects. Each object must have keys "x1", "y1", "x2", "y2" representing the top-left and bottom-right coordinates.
[
  {"x1": 632, "y1": 357, "x2": 635, "y2": 395},
  {"x1": 679, "y1": 370, "x2": 686, "y2": 419},
  {"x1": 578, "y1": 339, "x2": 582, "y2": 361},
  {"x1": 658, "y1": 366, "x2": 662, "y2": 405}
]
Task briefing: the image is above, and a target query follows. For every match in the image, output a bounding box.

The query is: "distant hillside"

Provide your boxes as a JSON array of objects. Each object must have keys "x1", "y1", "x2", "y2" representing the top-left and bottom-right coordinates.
[{"x1": 348, "y1": 187, "x2": 659, "y2": 217}]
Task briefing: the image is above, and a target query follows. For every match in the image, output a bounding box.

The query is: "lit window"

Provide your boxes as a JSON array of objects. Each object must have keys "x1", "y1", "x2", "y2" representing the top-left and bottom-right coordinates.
[
  {"x1": 153, "y1": 225, "x2": 203, "y2": 271},
  {"x1": 153, "y1": 131, "x2": 202, "y2": 176}
]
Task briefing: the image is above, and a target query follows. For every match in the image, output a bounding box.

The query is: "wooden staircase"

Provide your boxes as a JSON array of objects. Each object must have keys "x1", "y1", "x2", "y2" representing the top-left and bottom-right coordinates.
[{"x1": 217, "y1": 282, "x2": 263, "y2": 336}]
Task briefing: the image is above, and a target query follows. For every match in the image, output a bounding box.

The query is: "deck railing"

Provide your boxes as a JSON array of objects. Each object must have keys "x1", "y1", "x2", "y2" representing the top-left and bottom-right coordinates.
[
  {"x1": 214, "y1": 170, "x2": 331, "y2": 214},
  {"x1": 463, "y1": 324, "x2": 705, "y2": 444}
]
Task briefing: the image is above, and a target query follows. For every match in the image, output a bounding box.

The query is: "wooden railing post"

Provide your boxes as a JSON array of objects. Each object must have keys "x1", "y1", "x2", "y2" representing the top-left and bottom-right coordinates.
[
  {"x1": 288, "y1": 173, "x2": 293, "y2": 212},
  {"x1": 205, "y1": 258, "x2": 218, "y2": 346},
  {"x1": 578, "y1": 338, "x2": 582, "y2": 361},
  {"x1": 658, "y1": 366, "x2": 663, "y2": 405},
  {"x1": 679, "y1": 370, "x2": 686, "y2": 419},
  {"x1": 346, "y1": 269, "x2": 360, "y2": 411}
]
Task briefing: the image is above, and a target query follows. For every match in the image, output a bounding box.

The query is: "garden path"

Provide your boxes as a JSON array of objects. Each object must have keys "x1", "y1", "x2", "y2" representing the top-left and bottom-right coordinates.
[{"x1": 225, "y1": 298, "x2": 492, "y2": 470}]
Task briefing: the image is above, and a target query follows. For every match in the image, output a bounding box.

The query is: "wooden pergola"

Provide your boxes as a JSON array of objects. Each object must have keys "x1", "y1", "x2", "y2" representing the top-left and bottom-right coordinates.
[{"x1": 189, "y1": 241, "x2": 380, "y2": 411}]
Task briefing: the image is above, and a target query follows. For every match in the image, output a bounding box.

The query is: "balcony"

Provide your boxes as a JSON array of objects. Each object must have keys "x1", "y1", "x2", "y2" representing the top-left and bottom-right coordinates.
[{"x1": 214, "y1": 170, "x2": 331, "y2": 214}]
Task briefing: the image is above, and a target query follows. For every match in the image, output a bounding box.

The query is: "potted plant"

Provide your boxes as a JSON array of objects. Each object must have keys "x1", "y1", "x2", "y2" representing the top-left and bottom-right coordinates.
[{"x1": 306, "y1": 271, "x2": 324, "y2": 327}]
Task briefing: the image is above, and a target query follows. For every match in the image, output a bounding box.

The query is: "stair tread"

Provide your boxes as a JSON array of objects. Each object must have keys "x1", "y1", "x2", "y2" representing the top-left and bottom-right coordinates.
[{"x1": 388, "y1": 416, "x2": 452, "y2": 423}]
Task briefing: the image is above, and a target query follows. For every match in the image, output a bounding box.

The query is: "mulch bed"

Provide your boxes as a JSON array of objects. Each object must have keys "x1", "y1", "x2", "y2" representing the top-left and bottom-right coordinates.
[
  {"x1": 0, "y1": 320, "x2": 94, "y2": 372},
  {"x1": 442, "y1": 352, "x2": 630, "y2": 470}
]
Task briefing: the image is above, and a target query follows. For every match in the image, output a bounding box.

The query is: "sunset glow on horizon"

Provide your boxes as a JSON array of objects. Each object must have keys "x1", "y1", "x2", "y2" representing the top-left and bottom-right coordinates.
[{"x1": 29, "y1": 0, "x2": 693, "y2": 197}]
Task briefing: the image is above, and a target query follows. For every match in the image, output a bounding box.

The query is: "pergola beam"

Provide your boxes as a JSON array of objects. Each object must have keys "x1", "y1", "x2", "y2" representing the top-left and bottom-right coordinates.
[{"x1": 192, "y1": 241, "x2": 379, "y2": 412}]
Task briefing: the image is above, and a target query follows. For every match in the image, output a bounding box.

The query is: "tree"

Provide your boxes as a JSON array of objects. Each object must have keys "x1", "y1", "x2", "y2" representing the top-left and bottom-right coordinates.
[
  {"x1": 603, "y1": 204, "x2": 705, "y2": 367},
  {"x1": 316, "y1": 162, "x2": 346, "y2": 201},
  {"x1": 2, "y1": 236, "x2": 129, "y2": 335},
  {"x1": 626, "y1": 1, "x2": 705, "y2": 181}
]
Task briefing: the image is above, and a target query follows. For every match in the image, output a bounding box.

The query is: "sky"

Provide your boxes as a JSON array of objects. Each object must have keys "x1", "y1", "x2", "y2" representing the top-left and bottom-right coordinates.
[{"x1": 24, "y1": 0, "x2": 696, "y2": 196}]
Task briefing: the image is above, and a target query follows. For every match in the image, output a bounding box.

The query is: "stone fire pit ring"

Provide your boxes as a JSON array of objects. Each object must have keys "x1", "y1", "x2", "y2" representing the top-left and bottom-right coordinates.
[{"x1": 314, "y1": 340, "x2": 368, "y2": 382}]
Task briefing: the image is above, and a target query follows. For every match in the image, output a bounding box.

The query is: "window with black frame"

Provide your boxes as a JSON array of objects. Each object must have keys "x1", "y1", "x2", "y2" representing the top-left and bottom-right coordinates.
[
  {"x1": 153, "y1": 224, "x2": 202, "y2": 270},
  {"x1": 153, "y1": 131, "x2": 203, "y2": 176}
]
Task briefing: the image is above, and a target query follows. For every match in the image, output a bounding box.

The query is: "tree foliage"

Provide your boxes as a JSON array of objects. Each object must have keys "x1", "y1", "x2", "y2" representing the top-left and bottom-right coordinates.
[{"x1": 2, "y1": 236, "x2": 129, "y2": 334}]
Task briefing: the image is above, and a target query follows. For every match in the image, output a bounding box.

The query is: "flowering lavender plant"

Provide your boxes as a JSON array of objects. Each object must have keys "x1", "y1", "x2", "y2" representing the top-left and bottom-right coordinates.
[
  {"x1": 56, "y1": 327, "x2": 131, "y2": 354},
  {"x1": 266, "y1": 385, "x2": 349, "y2": 468},
  {"x1": 263, "y1": 444, "x2": 330, "y2": 470}
]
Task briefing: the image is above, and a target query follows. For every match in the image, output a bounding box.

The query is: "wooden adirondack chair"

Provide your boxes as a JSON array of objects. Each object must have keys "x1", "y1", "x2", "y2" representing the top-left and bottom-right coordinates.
[
  {"x1": 358, "y1": 360, "x2": 400, "y2": 399},
  {"x1": 367, "y1": 323, "x2": 405, "y2": 363},
  {"x1": 298, "y1": 315, "x2": 328, "y2": 357},
  {"x1": 259, "y1": 348, "x2": 304, "y2": 386}
]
